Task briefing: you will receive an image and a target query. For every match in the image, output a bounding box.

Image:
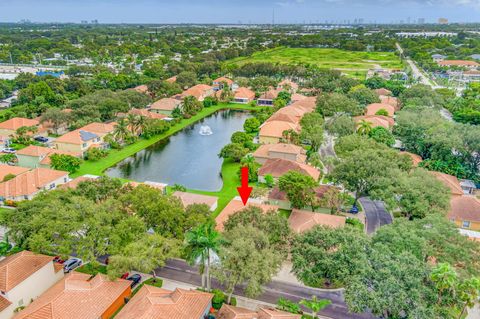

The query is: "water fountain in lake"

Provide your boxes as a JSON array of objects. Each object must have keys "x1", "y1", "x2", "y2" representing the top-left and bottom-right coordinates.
[{"x1": 199, "y1": 125, "x2": 213, "y2": 136}]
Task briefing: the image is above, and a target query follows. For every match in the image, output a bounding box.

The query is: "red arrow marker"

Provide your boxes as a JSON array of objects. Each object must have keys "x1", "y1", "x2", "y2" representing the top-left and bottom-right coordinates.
[{"x1": 237, "y1": 166, "x2": 253, "y2": 205}]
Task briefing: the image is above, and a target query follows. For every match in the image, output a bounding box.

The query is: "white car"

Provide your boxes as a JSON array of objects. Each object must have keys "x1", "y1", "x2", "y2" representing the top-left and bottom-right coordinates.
[{"x1": 63, "y1": 258, "x2": 82, "y2": 273}]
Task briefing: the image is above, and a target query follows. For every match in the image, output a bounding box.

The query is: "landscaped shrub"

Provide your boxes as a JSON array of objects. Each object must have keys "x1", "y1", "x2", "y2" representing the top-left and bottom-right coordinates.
[
  {"x1": 86, "y1": 147, "x2": 109, "y2": 161},
  {"x1": 375, "y1": 109, "x2": 389, "y2": 116},
  {"x1": 211, "y1": 289, "x2": 226, "y2": 309},
  {"x1": 4, "y1": 200, "x2": 17, "y2": 207}
]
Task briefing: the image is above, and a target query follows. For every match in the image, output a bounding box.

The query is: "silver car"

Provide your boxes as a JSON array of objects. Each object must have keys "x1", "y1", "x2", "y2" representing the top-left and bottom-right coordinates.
[{"x1": 63, "y1": 258, "x2": 82, "y2": 273}]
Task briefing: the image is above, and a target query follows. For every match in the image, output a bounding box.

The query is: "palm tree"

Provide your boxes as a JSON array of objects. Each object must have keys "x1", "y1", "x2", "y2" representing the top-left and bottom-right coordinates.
[
  {"x1": 113, "y1": 119, "x2": 131, "y2": 143},
  {"x1": 299, "y1": 296, "x2": 331, "y2": 319},
  {"x1": 184, "y1": 223, "x2": 221, "y2": 291},
  {"x1": 135, "y1": 115, "x2": 148, "y2": 135},
  {"x1": 126, "y1": 114, "x2": 139, "y2": 134},
  {"x1": 356, "y1": 120, "x2": 372, "y2": 136}
]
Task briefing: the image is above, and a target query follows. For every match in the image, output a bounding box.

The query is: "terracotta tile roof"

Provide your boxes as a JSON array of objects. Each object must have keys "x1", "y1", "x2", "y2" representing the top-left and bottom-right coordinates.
[
  {"x1": 270, "y1": 143, "x2": 305, "y2": 155},
  {"x1": 213, "y1": 77, "x2": 234, "y2": 85},
  {"x1": 55, "y1": 129, "x2": 99, "y2": 145},
  {"x1": 290, "y1": 97, "x2": 317, "y2": 112},
  {"x1": 365, "y1": 103, "x2": 395, "y2": 117},
  {"x1": 0, "y1": 167, "x2": 68, "y2": 198},
  {"x1": 172, "y1": 191, "x2": 218, "y2": 208},
  {"x1": 269, "y1": 185, "x2": 333, "y2": 202},
  {"x1": 290, "y1": 93, "x2": 307, "y2": 102},
  {"x1": 128, "y1": 108, "x2": 166, "y2": 119},
  {"x1": 133, "y1": 85, "x2": 149, "y2": 94},
  {"x1": 150, "y1": 98, "x2": 182, "y2": 111},
  {"x1": 259, "y1": 89, "x2": 281, "y2": 100},
  {"x1": 266, "y1": 113, "x2": 300, "y2": 125},
  {"x1": 278, "y1": 79, "x2": 299, "y2": 91},
  {"x1": 115, "y1": 286, "x2": 213, "y2": 319},
  {"x1": 0, "y1": 164, "x2": 29, "y2": 181},
  {"x1": 258, "y1": 308, "x2": 301, "y2": 319},
  {"x1": 400, "y1": 151, "x2": 423, "y2": 167},
  {"x1": 379, "y1": 96, "x2": 400, "y2": 110},
  {"x1": 165, "y1": 76, "x2": 177, "y2": 83},
  {"x1": 0, "y1": 118, "x2": 40, "y2": 131},
  {"x1": 0, "y1": 295, "x2": 11, "y2": 312},
  {"x1": 234, "y1": 87, "x2": 255, "y2": 100},
  {"x1": 81, "y1": 122, "x2": 116, "y2": 135},
  {"x1": 439, "y1": 60, "x2": 480, "y2": 67},
  {"x1": 375, "y1": 88, "x2": 392, "y2": 96},
  {"x1": 217, "y1": 304, "x2": 257, "y2": 319},
  {"x1": 431, "y1": 171, "x2": 464, "y2": 196},
  {"x1": 252, "y1": 143, "x2": 307, "y2": 164},
  {"x1": 448, "y1": 196, "x2": 480, "y2": 223},
  {"x1": 16, "y1": 145, "x2": 81, "y2": 165},
  {"x1": 14, "y1": 272, "x2": 131, "y2": 319},
  {"x1": 259, "y1": 121, "x2": 300, "y2": 139},
  {"x1": 0, "y1": 251, "x2": 54, "y2": 292},
  {"x1": 180, "y1": 84, "x2": 213, "y2": 101},
  {"x1": 354, "y1": 115, "x2": 394, "y2": 129},
  {"x1": 259, "y1": 158, "x2": 320, "y2": 181},
  {"x1": 275, "y1": 105, "x2": 309, "y2": 118},
  {"x1": 215, "y1": 198, "x2": 279, "y2": 231},
  {"x1": 59, "y1": 176, "x2": 95, "y2": 190},
  {"x1": 289, "y1": 209, "x2": 346, "y2": 233}
]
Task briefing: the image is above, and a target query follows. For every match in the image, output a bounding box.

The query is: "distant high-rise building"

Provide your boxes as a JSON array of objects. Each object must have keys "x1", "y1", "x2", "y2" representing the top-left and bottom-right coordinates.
[
  {"x1": 91, "y1": 19, "x2": 99, "y2": 24},
  {"x1": 418, "y1": 18, "x2": 425, "y2": 24},
  {"x1": 438, "y1": 18, "x2": 449, "y2": 24},
  {"x1": 358, "y1": 18, "x2": 364, "y2": 24}
]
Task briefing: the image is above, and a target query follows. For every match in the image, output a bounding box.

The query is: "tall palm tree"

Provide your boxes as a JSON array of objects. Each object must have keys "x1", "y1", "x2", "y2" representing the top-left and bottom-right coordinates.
[
  {"x1": 126, "y1": 114, "x2": 139, "y2": 134},
  {"x1": 135, "y1": 115, "x2": 148, "y2": 135},
  {"x1": 113, "y1": 119, "x2": 131, "y2": 143},
  {"x1": 299, "y1": 296, "x2": 331, "y2": 319},
  {"x1": 184, "y1": 223, "x2": 221, "y2": 291},
  {"x1": 356, "y1": 120, "x2": 372, "y2": 136}
]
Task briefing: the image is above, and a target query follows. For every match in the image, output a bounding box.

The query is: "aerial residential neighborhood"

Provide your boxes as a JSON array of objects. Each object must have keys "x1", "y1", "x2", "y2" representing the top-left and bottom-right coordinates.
[{"x1": 0, "y1": 1, "x2": 479, "y2": 319}]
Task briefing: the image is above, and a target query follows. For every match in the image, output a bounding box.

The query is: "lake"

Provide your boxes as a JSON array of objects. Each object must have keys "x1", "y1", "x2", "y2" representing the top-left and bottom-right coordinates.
[{"x1": 105, "y1": 109, "x2": 251, "y2": 191}]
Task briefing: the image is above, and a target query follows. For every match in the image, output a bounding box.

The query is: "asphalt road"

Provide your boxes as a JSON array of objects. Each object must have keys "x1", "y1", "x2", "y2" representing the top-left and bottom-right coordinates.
[
  {"x1": 359, "y1": 197, "x2": 393, "y2": 234},
  {"x1": 155, "y1": 259, "x2": 375, "y2": 319}
]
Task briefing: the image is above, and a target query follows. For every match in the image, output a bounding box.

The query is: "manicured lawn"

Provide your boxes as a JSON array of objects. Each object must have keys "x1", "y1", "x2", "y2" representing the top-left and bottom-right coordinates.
[
  {"x1": 72, "y1": 103, "x2": 256, "y2": 178},
  {"x1": 226, "y1": 47, "x2": 402, "y2": 79},
  {"x1": 76, "y1": 263, "x2": 107, "y2": 275}
]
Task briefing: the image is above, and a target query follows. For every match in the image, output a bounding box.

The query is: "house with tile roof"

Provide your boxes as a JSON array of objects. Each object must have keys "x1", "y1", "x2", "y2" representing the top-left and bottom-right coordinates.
[
  {"x1": 277, "y1": 79, "x2": 299, "y2": 93},
  {"x1": 259, "y1": 121, "x2": 300, "y2": 144},
  {"x1": 288, "y1": 209, "x2": 346, "y2": 233},
  {"x1": 400, "y1": 151, "x2": 423, "y2": 167},
  {"x1": 150, "y1": 98, "x2": 183, "y2": 116},
  {"x1": 115, "y1": 286, "x2": 213, "y2": 319},
  {"x1": 374, "y1": 88, "x2": 392, "y2": 96},
  {"x1": 16, "y1": 145, "x2": 81, "y2": 169},
  {"x1": 132, "y1": 84, "x2": 149, "y2": 94},
  {"x1": 268, "y1": 185, "x2": 335, "y2": 210},
  {"x1": 215, "y1": 197, "x2": 279, "y2": 232},
  {"x1": 118, "y1": 108, "x2": 166, "y2": 121},
  {"x1": 257, "y1": 89, "x2": 282, "y2": 106},
  {"x1": 172, "y1": 191, "x2": 218, "y2": 211},
  {"x1": 233, "y1": 87, "x2": 256, "y2": 104},
  {"x1": 354, "y1": 115, "x2": 394, "y2": 130},
  {"x1": 253, "y1": 143, "x2": 307, "y2": 165},
  {"x1": 177, "y1": 84, "x2": 214, "y2": 102},
  {"x1": 431, "y1": 171, "x2": 464, "y2": 196},
  {"x1": 0, "y1": 165, "x2": 29, "y2": 182},
  {"x1": 0, "y1": 167, "x2": 69, "y2": 201},
  {"x1": 0, "y1": 118, "x2": 46, "y2": 138},
  {"x1": 213, "y1": 77, "x2": 235, "y2": 91},
  {"x1": 54, "y1": 122, "x2": 115, "y2": 156},
  {"x1": 379, "y1": 95, "x2": 400, "y2": 111},
  {"x1": 14, "y1": 272, "x2": 131, "y2": 319},
  {"x1": 438, "y1": 60, "x2": 479, "y2": 69},
  {"x1": 448, "y1": 196, "x2": 480, "y2": 231},
  {"x1": 217, "y1": 304, "x2": 301, "y2": 319},
  {"x1": 165, "y1": 76, "x2": 177, "y2": 83},
  {"x1": 258, "y1": 158, "x2": 321, "y2": 182},
  {"x1": 365, "y1": 103, "x2": 395, "y2": 117},
  {"x1": 0, "y1": 251, "x2": 63, "y2": 319}
]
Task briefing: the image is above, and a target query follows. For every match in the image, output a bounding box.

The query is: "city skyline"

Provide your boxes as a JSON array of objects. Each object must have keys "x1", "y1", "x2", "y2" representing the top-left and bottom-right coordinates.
[{"x1": 0, "y1": 0, "x2": 480, "y2": 24}]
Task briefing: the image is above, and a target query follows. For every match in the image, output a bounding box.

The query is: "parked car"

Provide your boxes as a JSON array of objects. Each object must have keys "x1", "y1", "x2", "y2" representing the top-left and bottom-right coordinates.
[
  {"x1": 2, "y1": 148, "x2": 16, "y2": 154},
  {"x1": 34, "y1": 136, "x2": 49, "y2": 143},
  {"x1": 349, "y1": 205, "x2": 359, "y2": 214},
  {"x1": 63, "y1": 258, "x2": 82, "y2": 273},
  {"x1": 126, "y1": 274, "x2": 141, "y2": 288},
  {"x1": 120, "y1": 272, "x2": 129, "y2": 279}
]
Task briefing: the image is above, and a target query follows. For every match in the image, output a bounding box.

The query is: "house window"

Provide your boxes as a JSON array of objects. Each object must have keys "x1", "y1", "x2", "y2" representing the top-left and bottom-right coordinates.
[
  {"x1": 462, "y1": 221, "x2": 471, "y2": 228},
  {"x1": 18, "y1": 299, "x2": 23, "y2": 306},
  {"x1": 64, "y1": 178, "x2": 68, "y2": 183},
  {"x1": 49, "y1": 183, "x2": 55, "y2": 189},
  {"x1": 82, "y1": 143, "x2": 87, "y2": 148}
]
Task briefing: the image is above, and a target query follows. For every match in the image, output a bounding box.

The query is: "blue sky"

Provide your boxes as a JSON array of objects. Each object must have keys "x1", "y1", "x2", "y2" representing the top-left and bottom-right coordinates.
[{"x1": 0, "y1": 0, "x2": 479, "y2": 24}]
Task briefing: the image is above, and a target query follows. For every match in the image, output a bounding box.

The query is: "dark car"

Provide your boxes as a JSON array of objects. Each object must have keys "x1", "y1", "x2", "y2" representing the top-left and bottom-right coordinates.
[
  {"x1": 63, "y1": 258, "x2": 82, "y2": 273},
  {"x1": 127, "y1": 274, "x2": 142, "y2": 288},
  {"x1": 349, "y1": 205, "x2": 359, "y2": 214},
  {"x1": 34, "y1": 136, "x2": 49, "y2": 143}
]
